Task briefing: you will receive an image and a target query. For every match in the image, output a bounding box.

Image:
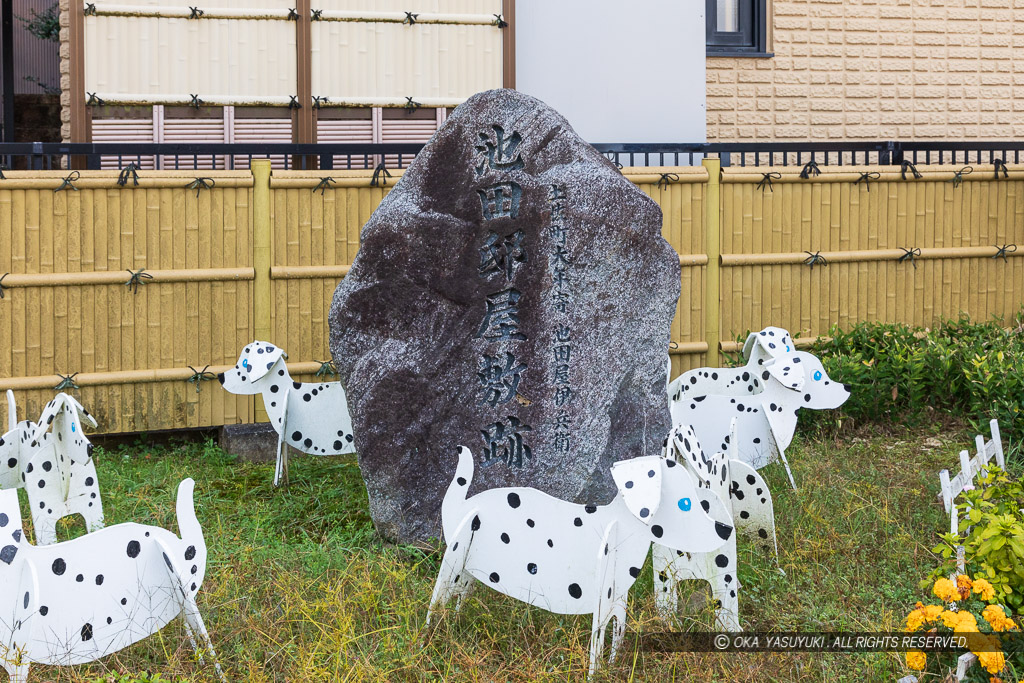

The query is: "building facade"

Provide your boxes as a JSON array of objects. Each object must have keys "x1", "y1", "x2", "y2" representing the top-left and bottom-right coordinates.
[{"x1": 706, "y1": 0, "x2": 1024, "y2": 140}]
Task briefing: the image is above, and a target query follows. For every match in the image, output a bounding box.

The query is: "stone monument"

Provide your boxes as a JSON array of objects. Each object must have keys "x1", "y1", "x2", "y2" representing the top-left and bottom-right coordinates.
[{"x1": 329, "y1": 89, "x2": 681, "y2": 543}]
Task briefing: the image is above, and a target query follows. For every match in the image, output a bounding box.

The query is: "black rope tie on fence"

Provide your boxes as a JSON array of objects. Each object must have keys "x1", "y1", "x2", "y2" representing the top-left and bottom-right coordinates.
[
  {"x1": 657, "y1": 173, "x2": 679, "y2": 190},
  {"x1": 0, "y1": 273, "x2": 8, "y2": 300},
  {"x1": 288, "y1": 95, "x2": 301, "y2": 109},
  {"x1": 287, "y1": 7, "x2": 298, "y2": 19},
  {"x1": 86, "y1": 92, "x2": 104, "y2": 106},
  {"x1": 668, "y1": 341, "x2": 679, "y2": 350},
  {"x1": 54, "y1": 171, "x2": 80, "y2": 193},
  {"x1": 84, "y1": 2, "x2": 96, "y2": 14},
  {"x1": 186, "y1": 365, "x2": 218, "y2": 393},
  {"x1": 0, "y1": 165, "x2": 7, "y2": 180},
  {"x1": 803, "y1": 250, "x2": 828, "y2": 270},
  {"x1": 404, "y1": 96, "x2": 421, "y2": 113},
  {"x1": 948, "y1": 166, "x2": 973, "y2": 189},
  {"x1": 315, "y1": 360, "x2": 338, "y2": 378},
  {"x1": 799, "y1": 160, "x2": 820, "y2": 179},
  {"x1": 994, "y1": 159, "x2": 1009, "y2": 180},
  {"x1": 188, "y1": 6, "x2": 204, "y2": 18},
  {"x1": 403, "y1": 11, "x2": 418, "y2": 24},
  {"x1": 613, "y1": 160, "x2": 623, "y2": 170},
  {"x1": 311, "y1": 8, "x2": 322, "y2": 20},
  {"x1": 370, "y1": 163, "x2": 392, "y2": 187},
  {"x1": 900, "y1": 160, "x2": 922, "y2": 180},
  {"x1": 189, "y1": 94, "x2": 204, "y2": 109},
  {"x1": 493, "y1": 13, "x2": 507, "y2": 28},
  {"x1": 312, "y1": 96, "x2": 328, "y2": 109},
  {"x1": 897, "y1": 247, "x2": 922, "y2": 269},
  {"x1": 993, "y1": 244, "x2": 1018, "y2": 262},
  {"x1": 313, "y1": 177, "x2": 336, "y2": 194},
  {"x1": 854, "y1": 171, "x2": 880, "y2": 191},
  {"x1": 186, "y1": 177, "x2": 215, "y2": 197},
  {"x1": 757, "y1": 172, "x2": 782, "y2": 193},
  {"x1": 124, "y1": 268, "x2": 153, "y2": 294},
  {"x1": 54, "y1": 373, "x2": 80, "y2": 392},
  {"x1": 116, "y1": 162, "x2": 140, "y2": 187}
]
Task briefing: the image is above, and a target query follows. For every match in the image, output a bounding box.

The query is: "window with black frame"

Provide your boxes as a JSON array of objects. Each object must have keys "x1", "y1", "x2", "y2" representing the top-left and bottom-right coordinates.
[{"x1": 706, "y1": 0, "x2": 770, "y2": 56}]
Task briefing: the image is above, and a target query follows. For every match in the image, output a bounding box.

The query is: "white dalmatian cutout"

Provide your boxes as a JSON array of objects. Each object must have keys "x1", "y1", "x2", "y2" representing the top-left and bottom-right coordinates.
[
  {"x1": 670, "y1": 351, "x2": 850, "y2": 489},
  {"x1": 669, "y1": 326, "x2": 794, "y2": 403},
  {"x1": 427, "y1": 446, "x2": 732, "y2": 676},
  {"x1": 218, "y1": 340, "x2": 357, "y2": 487},
  {"x1": 653, "y1": 421, "x2": 778, "y2": 631},
  {"x1": 0, "y1": 392, "x2": 105, "y2": 545},
  {"x1": 0, "y1": 478, "x2": 224, "y2": 683}
]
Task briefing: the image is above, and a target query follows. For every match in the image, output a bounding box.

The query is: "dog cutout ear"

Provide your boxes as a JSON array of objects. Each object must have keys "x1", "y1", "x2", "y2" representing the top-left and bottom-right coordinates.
[
  {"x1": 245, "y1": 342, "x2": 286, "y2": 382},
  {"x1": 30, "y1": 394, "x2": 68, "y2": 444},
  {"x1": 611, "y1": 455, "x2": 663, "y2": 524},
  {"x1": 64, "y1": 394, "x2": 98, "y2": 429},
  {"x1": 744, "y1": 327, "x2": 794, "y2": 363},
  {"x1": 764, "y1": 357, "x2": 806, "y2": 391}
]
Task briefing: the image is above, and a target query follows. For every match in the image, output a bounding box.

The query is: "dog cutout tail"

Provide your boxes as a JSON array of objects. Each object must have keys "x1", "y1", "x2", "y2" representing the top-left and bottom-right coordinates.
[
  {"x1": 441, "y1": 446, "x2": 475, "y2": 542},
  {"x1": 175, "y1": 478, "x2": 206, "y2": 555},
  {"x1": 6, "y1": 389, "x2": 15, "y2": 433}
]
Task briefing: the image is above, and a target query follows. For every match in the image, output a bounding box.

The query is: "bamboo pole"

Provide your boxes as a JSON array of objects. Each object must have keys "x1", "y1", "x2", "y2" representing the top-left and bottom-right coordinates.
[
  {"x1": 0, "y1": 268, "x2": 254, "y2": 287},
  {"x1": 720, "y1": 245, "x2": 1022, "y2": 267},
  {"x1": 251, "y1": 160, "x2": 272, "y2": 422},
  {"x1": 703, "y1": 157, "x2": 722, "y2": 367}
]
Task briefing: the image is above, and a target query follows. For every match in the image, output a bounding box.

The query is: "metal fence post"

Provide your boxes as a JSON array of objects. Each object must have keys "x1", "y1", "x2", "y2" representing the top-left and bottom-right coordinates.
[
  {"x1": 702, "y1": 157, "x2": 722, "y2": 369},
  {"x1": 251, "y1": 159, "x2": 273, "y2": 423}
]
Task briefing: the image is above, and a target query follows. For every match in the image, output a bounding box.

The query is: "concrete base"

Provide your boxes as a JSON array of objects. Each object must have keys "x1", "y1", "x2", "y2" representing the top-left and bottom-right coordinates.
[{"x1": 219, "y1": 422, "x2": 278, "y2": 463}]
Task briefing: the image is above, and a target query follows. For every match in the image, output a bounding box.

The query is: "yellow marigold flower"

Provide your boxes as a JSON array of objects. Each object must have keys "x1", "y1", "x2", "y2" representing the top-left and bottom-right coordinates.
[
  {"x1": 906, "y1": 609, "x2": 926, "y2": 632},
  {"x1": 974, "y1": 578, "x2": 996, "y2": 602},
  {"x1": 957, "y1": 574, "x2": 973, "y2": 593},
  {"x1": 921, "y1": 604, "x2": 943, "y2": 622},
  {"x1": 992, "y1": 677, "x2": 1004, "y2": 683},
  {"x1": 983, "y1": 605, "x2": 1006, "y2": 624},
  {"x1": 906, "y1": 650, "x2": 926, "y2": 671},
  {"x1": 941, "y1": 610, "x2": 961, "y2": 629},
  {"x1": 955, "y1": 611, "x2": 979, "y2": 632},
  {"x1": 977, "y1": 650, "x2": 1005, "y2": 675},
  {"x1": 934, "y1": 577, "x2": 960, "y2": 603}
]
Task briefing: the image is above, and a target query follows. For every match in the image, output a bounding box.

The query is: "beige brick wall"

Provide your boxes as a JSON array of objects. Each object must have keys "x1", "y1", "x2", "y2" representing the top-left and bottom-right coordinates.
[
  {"x1": 707, "y1": 0, "x2": 1024, "y2": 140},
  {"x1": 58, "y1": 0, "x2": 71, "y2": 142}
]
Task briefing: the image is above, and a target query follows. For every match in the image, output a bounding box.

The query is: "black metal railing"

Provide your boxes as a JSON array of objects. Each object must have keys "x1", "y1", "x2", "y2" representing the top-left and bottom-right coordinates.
[{"x1": 2, "y1": 140, "x2": 1024, "y2": 172}]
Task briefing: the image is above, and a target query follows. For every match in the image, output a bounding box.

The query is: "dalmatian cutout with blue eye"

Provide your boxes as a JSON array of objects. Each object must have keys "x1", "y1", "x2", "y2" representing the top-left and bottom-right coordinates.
[
  {"x1": 669, "y1": 327, "x2": 798, "y2": 403},
  {"x1": 219, "y1": 341, "x2": 358, "y2": 487},
  {"x1": 2, "y1": 393, "x2": 105, "y2": 546}
]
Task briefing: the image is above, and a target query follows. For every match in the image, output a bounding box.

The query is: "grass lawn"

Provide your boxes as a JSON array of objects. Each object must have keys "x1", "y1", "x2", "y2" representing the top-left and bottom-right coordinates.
[{"x1": 10, "y1": 421, "x2": 985, "y2": 682}]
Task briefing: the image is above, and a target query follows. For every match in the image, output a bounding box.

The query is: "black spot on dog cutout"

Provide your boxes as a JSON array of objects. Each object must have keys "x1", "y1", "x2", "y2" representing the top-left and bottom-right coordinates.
[
  {"x1": 547, "y1": 539, "x2": 554, "y2": 548},
  {"x1": 52, "y1": 558, "x2": 66, "y2": 575},
  {"x1": 95, "y1": 574, "x2": 104, "y2": 585},
  {"x1": 76, "y1": 574, "x2": 84, "y2": 582},
  {"x1": 746, "y1": 474, "x2": 756, "y2": 485},
  {"x1": 568, "y1": 583, "x2": 582, "y2": 599},
  {"x1": 456, "y1": 477, "x2": 467, "y2": 486},
  {"x1": 527, "y1": 562, "x2": 537, "y2": 574},
  {"x1": 526, "y1": 518, "x2": 535, "y2": 527},
  {"x1": 0, "y1": 513, "x2": 7, "y2": 527},
  {"x1": 629, "y1": 566, "x2": 640, "y2": 578},
  {"x1": 573, "y1": 517, "x2": 583, "y2": 527},
  {"x1": 126, "y1": 540, "x2": 141, "y2": 558},
  {"x1": 500, "y1": 532, "x2": 510, "y2": 544},
  {"x1": 334, "y1": 440, "x2": 343, "y2": 450},
  {"x1": 725, "y1": 574, "x2": 732, "y2": 584},
  {"x1": 507, "y1": 492, "x2": 521, "y2": 508},
  {"x1": 291, "y1": 431, "x2": 302, "y2": 442},
  {"x1": 758, "y1": 528, "x2": 768, "y2": 538},
  {"x1": 714, "y1": 554, "x2": 729, "y2": 568},
  {"x1": 651, "y1": 525, "x2": 664, "y2": 538},
  {"x1": 740, "y1": 510, "x2": 750, "y2": 519},
  {"x1": 81, "y1": 623, "x2": 93, "y2": 641},
  {"x1": 700, "y1": 500, "x2": 710, "y2": 513},
  {"x1": 489, "y1": 572, "x2": 500, "y2": 583},
  {"x1": 471, "y1": 516, "x2": 481, "y2": 531},
  {"x1": 715, "y1": 523, "x2": 733, "y2": 540},
  {"x1": 121, "y1": 597, "x2": 128, "y2": 605},
  {"x1": 39, "y1": 605, "x2": 48, "y2": 616}
]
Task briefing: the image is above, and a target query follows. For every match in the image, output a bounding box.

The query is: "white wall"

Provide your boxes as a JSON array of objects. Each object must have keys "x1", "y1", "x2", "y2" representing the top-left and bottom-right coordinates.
[{"x1": 514, "y1": 0, "x2": 706, "y2": 145}]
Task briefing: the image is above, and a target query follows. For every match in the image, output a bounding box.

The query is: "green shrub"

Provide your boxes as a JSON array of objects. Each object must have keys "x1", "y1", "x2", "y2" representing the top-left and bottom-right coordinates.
[
  {"x1": 929, "y1": 467, "x2": 1024, "y2": 613},
  {"x1": 802, "y1": 311, "x2": 1023, "y2": 445}
]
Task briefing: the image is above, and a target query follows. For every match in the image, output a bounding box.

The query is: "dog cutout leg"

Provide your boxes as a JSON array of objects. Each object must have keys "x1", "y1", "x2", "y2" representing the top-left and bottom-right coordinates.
[
  {"x1": 153, "y1": 537, "x2": 226, "y2": 683},
  {"x1": 707, "y1": 539, "x2": 740, "y2": 632},
  {"x1": 588, "y1": 521, "x2": 618, "y2": 676},
  {"x1": 426, "y1": 509, "x2": 477, "y2": 627},
  {"x1": 273, "y1": 391, "x2": 290, "y2": 488},
  {"x1": 778, "y1": 447, "x2": 797, "y2": 491},
  {"x1": 4, "y1": 661, "x2": 29, "y2": 683},
  {"x1": 651, "y1": 544, "x2": 680, "y2": 621}
]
